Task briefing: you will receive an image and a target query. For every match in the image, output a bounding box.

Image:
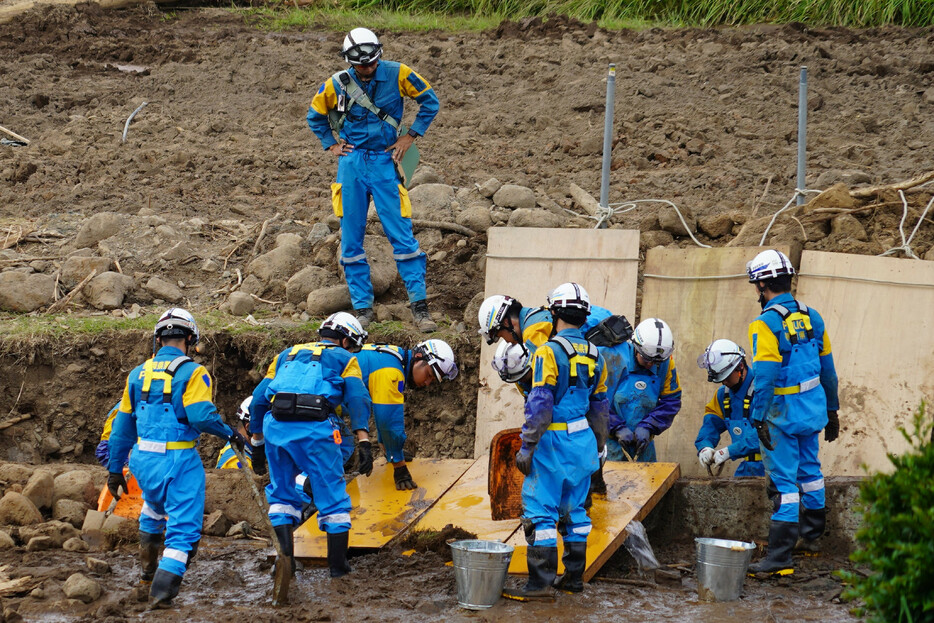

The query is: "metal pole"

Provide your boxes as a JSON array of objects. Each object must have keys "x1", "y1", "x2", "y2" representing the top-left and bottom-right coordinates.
[
  {"x1": 796, "y1": 66, "x2": 808, "y2": 206},
  {"x1": 598, "y1": 64, "x2": 617, "y2": 228}
]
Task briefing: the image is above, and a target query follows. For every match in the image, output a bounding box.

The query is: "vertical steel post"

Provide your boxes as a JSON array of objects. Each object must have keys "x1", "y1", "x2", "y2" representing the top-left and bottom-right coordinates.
[
  {"x1": 598, "y1": 64, "x2": 617, "y2": 228},
  {"x1": 796, "y1": 66, "x2": 808, "y2": 206}
]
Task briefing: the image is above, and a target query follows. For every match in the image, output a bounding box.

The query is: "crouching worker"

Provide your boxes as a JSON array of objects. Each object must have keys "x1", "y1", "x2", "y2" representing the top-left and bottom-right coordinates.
[
  {"x1": 252, "y1": 312, "x2": 373, "y2": 581},
  {"x1": 216, "y1": 397, "x2": 253, "y2": 469},
  {"x1": 505, "y1": 283, "x2": 609, "y2": 600},
  {"x1": 107, "y1": 308, "x2": 246, "y2": 609}
]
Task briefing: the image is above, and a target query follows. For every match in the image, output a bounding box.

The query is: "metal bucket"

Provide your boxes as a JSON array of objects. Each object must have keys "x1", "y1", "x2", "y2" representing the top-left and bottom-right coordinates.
[
  {"x1": 449, "y1": 540, "x2": 514, "y2": 609},
  {"x1": 695, "y1": 537, "x2": 756, "y2": 601}
]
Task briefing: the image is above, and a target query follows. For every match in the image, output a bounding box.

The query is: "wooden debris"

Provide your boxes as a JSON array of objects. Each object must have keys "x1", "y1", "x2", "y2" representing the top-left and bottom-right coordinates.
[
  {"x1": 46, "y1": 269, "x2": 97, "y2": 314},
  {"x1": 411, "y1": 219, "x2": 477, "y2": 237},
  {"x1": 569, "y1": 182, "x2": 601, "y2": 216},
  {"x1": 250, "y1": 293, "x2": 282, "y2": 305},
  {"x1": 850, "y1": 170, "x2": 934, "y2": 199},
  {"x1": 0, "y1": 413, "x2": 32, "y2": 431},
  {"x1": 0, "y1": 125, "x2": 30, "y2": 145},
  {"x1": 251, "y1": 212, "x2": 281, "y2": 259}
]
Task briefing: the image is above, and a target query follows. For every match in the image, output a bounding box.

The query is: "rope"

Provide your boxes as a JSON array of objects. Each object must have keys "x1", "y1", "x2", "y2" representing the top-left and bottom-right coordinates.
[
  {"x1": 643, "y1": 273, "x2": 748, "y2": 281},
  {"x1": 758, "y1": 189, "x2": 822, "y2": 246},
  {"x1": 591, "y1": 199, "x2": 711, "y2": 249},
  {"x1": 797, "y1": 272, "x2": 934, "y2": 288},
  {"x1": 122, "y1": 102, "x2": 148, "y2": 144},
  {"x1": 877, "y1": 192, "x2": 934, "y2": 260}
]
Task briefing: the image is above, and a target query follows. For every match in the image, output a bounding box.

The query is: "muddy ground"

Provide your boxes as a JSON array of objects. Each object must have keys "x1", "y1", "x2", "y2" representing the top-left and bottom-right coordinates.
[{"x1": 0, "y1": 3, "x2": 930, "y2": 619}]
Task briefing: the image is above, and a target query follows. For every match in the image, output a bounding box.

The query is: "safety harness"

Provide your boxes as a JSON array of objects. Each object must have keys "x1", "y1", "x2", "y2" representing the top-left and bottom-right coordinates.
[
  {"x1": 138, "y1": 355, "x2": 197, "y2": 450},
  {"x1": 766, "y1": 300, "x2": 815, "y2": 344},
  {"x1": 327, "y1": 70, "x2": 400, "y2": 135},
  {"x1": 363, "y1": 343, "x2": 406, "y2": 365},
  {"x1": 549, "y1": 335, "x2": 599, "y2": 386},
  {"x1": 722, "y1": 381, "x2": 761, "y2": 462}
]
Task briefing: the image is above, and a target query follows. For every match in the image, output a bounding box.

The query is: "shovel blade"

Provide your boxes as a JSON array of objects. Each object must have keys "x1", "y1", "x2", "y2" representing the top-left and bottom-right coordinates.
[
  {"x1": 82, "y1": 509, "x2": 107, "y2": 549},
  {"x1": 271, "y1": 557, "x2": 291, "y2": 607}
]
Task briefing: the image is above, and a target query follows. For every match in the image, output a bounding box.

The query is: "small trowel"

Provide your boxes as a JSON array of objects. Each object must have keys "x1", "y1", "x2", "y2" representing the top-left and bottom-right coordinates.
[{"x1": 81, "y1": 487, "x2": 122, "y2": 548}]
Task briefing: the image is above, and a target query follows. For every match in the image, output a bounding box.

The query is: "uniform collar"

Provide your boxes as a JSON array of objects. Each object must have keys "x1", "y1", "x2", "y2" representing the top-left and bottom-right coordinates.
[
  {"x1": 555, "y1": 327, "x2": 584, "y2": 339},
  {"x1": 350, "y1": 61, "x2": 388, "y2": 84},
  {"x1": 627, "y1": 342, "x2": 658, "y2": 375},
  {"x1": 156, "y1": 345, "x2": 186, "y2": 358},
  {"x1": 763, "y1": 292, "x2": 794, "y2": 310},
  {"x1": 731, "y1": 368, "x2": 754, "y2": 397}
]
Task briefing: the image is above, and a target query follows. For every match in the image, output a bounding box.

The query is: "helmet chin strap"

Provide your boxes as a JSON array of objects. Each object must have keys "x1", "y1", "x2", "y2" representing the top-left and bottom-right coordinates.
[{"x1": 756, "y1": 283, "x2": 767, "y2": 309}]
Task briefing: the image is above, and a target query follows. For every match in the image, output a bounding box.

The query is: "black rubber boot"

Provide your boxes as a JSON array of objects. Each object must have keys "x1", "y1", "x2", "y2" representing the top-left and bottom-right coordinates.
[
  {"x1": 273, "y1": 524, "x2": 296, "y2": 577},
  {"x1": 149, "y1": 568, "x2": 183, "y2": 609},
  {"x1": 503, "y1": 546, "x2": 557, "y2": 601},
  {"x1": 749, "y1": 521, "x2": 798, "y2": 575},
  {"x1": 796, "y1": 507, "x2": 826, "y2": 552},
  {"x1": 139, "y1": 531, "x2": 164, "y2": 584},
  {"x1": 185, "y1": 539, "x2": 200, "y2": 569},
  {"x1": 590, "y1": 466, "x2": 608, "y2": 495},
  {"x1": 327, "y1": 531, "x2": 353, "y2": 578},
  {"x1": 411, "y1": 300, "x2": 438, "y2": 333},
  {"x1": 355, "y1": 308, "x2": 375, "y2": 329},
  {"x1": 554, "y1": 541, "x2": 587, "y2": 593}
]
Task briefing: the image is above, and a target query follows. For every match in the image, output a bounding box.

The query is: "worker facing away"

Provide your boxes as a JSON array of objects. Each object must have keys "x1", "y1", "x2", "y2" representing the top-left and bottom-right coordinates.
[
  {"x1": 215, "y1": 396, "x2": 253, "y2": 470},
  {"x1": 695, "y1": 339, "x2": 764, "y2": 477},
  {"x1": 745, "y1": 249, "x2": 840, "y2": 575},
  {"x1": 354, "y1": 339, "x2": 458, "y2": 490},
  {"x1": 506, "y1": 282, "x2": 610, "y2": 600},
  {"x1": 250, "y1": 312, "x2": 374, "y2": 580},
  {"x1": 307, "y1": 27, "x2": 440, "y2": 333},
  {"x1": 106, "y1": 308, "x2": 246, "y2": 609}
]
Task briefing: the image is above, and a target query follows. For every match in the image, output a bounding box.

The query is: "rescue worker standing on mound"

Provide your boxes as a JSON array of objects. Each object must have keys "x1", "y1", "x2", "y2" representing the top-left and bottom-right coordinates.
[
  {"x1": 107, "y1": 309, "x2": 245, "y2": 609},
  {"x1": 745, "y1": 250, "x2": 840, "y2": 575},
  {"x1": 695, "y1": 339, "x2": 764, "y2": 477},
  {"x1": 250, "y1": 312, "x2": 374, "y2": 580},
  {"x1": 355, "y1": 339, "x2": 458, "y2": 490},
  {"x1": 307, "y1": 27, "x2": 440, "y2": 333},
  {"x1": 505, "y1": 283, "x2": 610, "y2": 600}
]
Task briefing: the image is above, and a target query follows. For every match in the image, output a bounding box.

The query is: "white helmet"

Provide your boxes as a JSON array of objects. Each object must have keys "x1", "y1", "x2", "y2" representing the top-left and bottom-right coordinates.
[
  {"x1": 341, "y1": 28, "x2": 382, "y2": 66},
  {"x1": 414, "y1": 339, "x2": 458, "y2": 382},
  {"x1": 237, "y1": 396, "x2": 252, "y2": 426},
  {"x1": 492, "y1": 341, "x2": 531, "y2": 384},
  {"x1": 632, "y1": 318, "x2": 674, "y2": 363},
  {"x1": 320, "y1": 311, "x2": 368, "y2": 351},
  {"x1": 746, "y1": 249, "x2": 795, "y2": 282},
  {"x1": 547, "y1": 282, "x2": 591, "y2": 313},
  {"x1": 477, "y1": 295, "x2": 515, "y2": 345},
  {"x1": 697, "y1": 339, "x2": 746, "y2": 383},
  {"x1": 153, "y1": 307, "x2": 199, "y2": 345}
]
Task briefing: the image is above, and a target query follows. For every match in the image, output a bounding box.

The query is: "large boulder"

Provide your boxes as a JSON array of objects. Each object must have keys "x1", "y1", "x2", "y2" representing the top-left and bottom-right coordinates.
[
  {"x1": 21, "y1": 520, "x2": 81, "y2": 548},
  {"x1": 248, "y1": 241, "x2": 303, "y2": 283},
  {"x1": 53, "y1": 470, "x2": 98, "y2": 507},
  {"x1": 0, "y1": 491, "x2": 42, "y2": 525},
  {"x1": 507, "y1": 208, "x2": 565, "y2": 229},
  {"x1": 409, "y1": 166, "x2": 443, "y2": 188},
  {"x1": 364, "y1": 235, "x2": 397, "y2": 297},
  {"x1": 60, "y1": 256, "x2": 113, "y2": 288},
  {"x1": 493, "y1": 184, "x2": 536, "y2": 210},
  {"x1": 74, "y1": 212, "x2": 127, "y2": 248},
  {"x1": 53, "y1": 499, "x2": 89, "y2": 528},
  {"x1": 85, "y1": 272, "x2": 135, "y2": 310},
  {"x1": 22, "y1": 469, "x2": 54, "y2": 511},
  {"x1": 286, "y1": 266, "x2": 332, "y2": 305},
  {"x1": 0, "y1": 271, "x2": 56, "y2": 312},
  {"x1": 306, "y1": 285, "x2": 351, "y2": 317},
  {"x1": 144, "y1": 276, "x2": 183, "y2": 303},
  {"x1": 456, "y1": 206, "x2": 493, "y2": 233},
  {"x1": 62, "y1": 573, "x2": 101, "y2": 603},
  {"x1": 227, "y1": 291, "x2": 254, "y2": 316},
  {"x1": 658, "y1": 204, "x2": 696, "y2": 236},
  {"x1": 408, "y1": 183, "x2": 455, "y2": 221}
]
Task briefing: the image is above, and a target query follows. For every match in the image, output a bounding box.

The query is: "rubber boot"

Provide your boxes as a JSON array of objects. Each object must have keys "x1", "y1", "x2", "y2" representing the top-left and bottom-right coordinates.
[
  {"x1": 554, "y1": 541, "x2": 587, "y2": 593},
  {"x1": 590, "y1": 466, "x2": 608, "y2": 495},
  {"x1": 411, "y1": 300, "x2": 438, "y2": 333},
  {"x1": 139, "y1": 531, "x2": 164, "y2": 584},
  {"x1": 185, "y1": 539, "x2": 200, "y2": 569},
  {"x1": 327, "y1": 531, "x2": 352, "y2": 578},
  {"x1": 749, "y1": 521, "x2": 798, "y2": 575},
  {"x1": 273, "y1": 524, "x2": 296, "y2": 577},
  {"x1": 503, "y1": 546, "x2": 557, "y2": 601},
  {"x1": 149, "y1": 568, "x2": 183, "y2": 609},
  {"x1": 796, "y1": 507, "x2": 826, "y2": 553},
  {"x1": 355, "y1": 307, "x2": 375, "y2": 330}
]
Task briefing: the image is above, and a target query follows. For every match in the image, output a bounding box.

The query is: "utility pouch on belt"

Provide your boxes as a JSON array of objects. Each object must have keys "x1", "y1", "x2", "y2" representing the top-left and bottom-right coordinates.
[{"x1": 271, "y1": 393, "x2": 332, "y2": 422}]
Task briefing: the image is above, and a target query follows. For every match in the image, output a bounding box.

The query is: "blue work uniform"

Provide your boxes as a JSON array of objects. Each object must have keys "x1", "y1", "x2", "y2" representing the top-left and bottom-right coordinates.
[
  {"x1": 96, "y1": 402, "x2": 123, "y2": 467},
  {"x1": 607, "y1": 342, "x2": 682, "y2": 462},
  {"x1": 108, "y1": 346, "x2": 234, "y2": 579},
  {"x1": 259, "y1": 342, "x2": 371, "y2": 534},
  {"x1": 749, "y1": 293, "x2": 839, "y2": 522},
  {"x1": 215, "y1": 443, "x2": 252, "y2": 470},
  {"x1": 514, "y1": 304, "x2": 611, "y2": 355},
  {"x1": 307, "y1": 61, "x2": 440, "y2": 310},
  {"x1": 694, "y1": 371, "x2": 764, "y2": 477},
  {"x1": 521, "y1": 328, "x2": 609, "y2": 548},
  {"x1": 354, "y1": 344, "x2": 414, "y2": 464}
]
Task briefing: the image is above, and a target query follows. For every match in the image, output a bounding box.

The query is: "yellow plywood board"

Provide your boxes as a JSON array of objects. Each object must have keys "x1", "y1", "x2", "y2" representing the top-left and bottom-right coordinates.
[
  {"x1": 294, "y1": 458, "x2": 473, "y2": 558},
  {"x1": 797, "y1": 251, "x2": 934, "y2": 475},
  {"x1": 506, "y1": 461, "x2": 680, "y2": 580},
  {"x1": 640, "y1": 246, "x2": 794, "y2": 477},
  {"x1": 475, "y1": 228, "x2": 640, "y2": 457},
  {"x1": 411, "y1": 456, "x2": 521, "y2": 543}
]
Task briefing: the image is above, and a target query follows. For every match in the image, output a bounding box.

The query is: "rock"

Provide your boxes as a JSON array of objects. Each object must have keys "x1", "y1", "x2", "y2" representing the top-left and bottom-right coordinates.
[
  {"x1": 53, "y1": 470, "x2": 98, "y2": 507},
  {"x1": 697, "y1": 214, "x2": 734, "y2": 239},
  {"x1": 805, "y1": 182, "x2": 858, "y2": 211},
  {"x1": 306, "y1": 285, "x2": 351, "y2": 317},
  {"x1": 74, "y1": 212, "x2": 127, "y2": 248},
  {"x1": 85, "y1": 272, "x2": 135, "y2": 310},
  {"x1": 85, "y1": 557, "x2": 111, "y2": 574},
  {"x1": 285, "y1": 265, "x2": 331, "y2": 305},
  {"x1": 831, "y1": 214, "x2": 869, "y2": 242},
  {"x1": 0, "y1": 463, "x2": 34, "y2": 484},
  {"x1": 248, "y1": 241, "x2": 303, "y2": 283},
  {"x1": 227, "y1": 291, "x2": 254, "y2": 316},
  {"x1": 409, "y1": 166, "x2": 443, "y2": 188},
  {"x1": 306, "y1": 222, "x2": 330, "y2": 245},
  {"x1": 276, "y1": 233, "x2": 303, "y2": 248},
  {"x1": 40, "y1": 435, "x2": 61, "y2": 457},
  {"x1": 492, "y1": 184, "x2": 536, "y2": 210},
  {"x1": 640, "y1": 230, "x2": 674, "y2": 250},
  {"x1": 658, "y1": 204, "x2": 696, "y2": 236},
  {"x1": 202, "y1": 510, "x2": 231, "y2": 537},
  {"x1": 21, "y1": 520, "x2": 81, "y2": 547},
  {"x1": 507, "y1": 208, "x2": 565, "y2": 228},
  {"x1": 60, "y1": 256, "x2": 113, "y2": 288},
  {"x1": 62, "y1": 573, "x2": 101, "y2": 603},
  {"x1": 364, "y1": 235, "x2": 397, "y2": 297},
  {"x1": 0, "y1": 492, "x2": 42, "y2": 525},
  {"x1": 226, "y1": 521, "x2": 251, "y2": 538},
  {"x1": 63, "y1": 537, "x2": 89, "y2": 552},
  {"x1": 408, "y1": 183, "x2": 455, "y2": 220},
  {"x1": 144, "y1": 276, "x2": 183, "y2": 303},
  {"x1": 924, "y1": 245, "x2": 934, "y2": 261},
  {"x1": 439, "y1": 409, "x2": 465, "y2": 425},
  {"x1": 101, "y1": 513, "x2": 128, "y2": 533},
  {"x1": 26, "y1": 536, "x2": 53, "y2": 551},
  {"x1": 477, "y1": 178, "x2": 501, "y2": 198},
  {"x1": 455, "y1": 206, "x2": 493, "y2": 233},
  {"x1": 415, "y1": 228, "x2": 443, "y2": 253},
  {"x1": 22, "y1": 470, "x2": 54, "y2": 511},
  {"x1": 0, "y1": 271, "x2": 55, "y2": 312},
  {"x1": 0, "y1": 531, "x2": 15, "y2": 549},
  {"x1": 922, "y1": 87, "x2": 934, "y2": 104},
  {"x1": 53, "y1": 499, "x2": 89, "y2": 528}
]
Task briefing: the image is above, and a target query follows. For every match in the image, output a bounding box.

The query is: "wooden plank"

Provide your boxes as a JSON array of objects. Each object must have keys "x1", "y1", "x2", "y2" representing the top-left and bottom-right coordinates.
[
  {"x1": 506, "y1": 461, "x2": 680, "y2": 580},
  {"x1": 640, "y1": 246, "x2": 794, "y2": 477},
  {"x1": 294, "y1": 458, "x2": 473, "y2": 559},
  {"x1": 474, "y1": 228, "x2": 640, "y2": 457},
  {"x1": 411, "y1": 456, "x2": 521, "y2": 543},
  {"x1": 797, "y1": 251, "x2": 934, "y2": 475}
]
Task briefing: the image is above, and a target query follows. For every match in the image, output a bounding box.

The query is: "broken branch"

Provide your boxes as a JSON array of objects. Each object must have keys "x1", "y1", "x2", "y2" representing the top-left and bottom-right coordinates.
[
  {"x1": 850, "y1": 170, "x2": 934, "y2": 199},
  {"x1": 46, "y1": 269, "x2": 97, "y2": 314}
]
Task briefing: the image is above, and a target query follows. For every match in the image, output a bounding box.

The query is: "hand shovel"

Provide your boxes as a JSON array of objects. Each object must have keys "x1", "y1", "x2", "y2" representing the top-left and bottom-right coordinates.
[{"x1": 81, "y1": 486, "x2": 122, "y2": 549}]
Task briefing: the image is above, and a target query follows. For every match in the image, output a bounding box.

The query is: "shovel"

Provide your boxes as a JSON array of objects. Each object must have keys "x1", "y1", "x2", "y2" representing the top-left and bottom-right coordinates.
[
  {"x1": 82, "y1": 485, "x2": 124, "y2": 549},
  {"x1": 230, "y1": 444, "x2": 291, "y2": 607}
]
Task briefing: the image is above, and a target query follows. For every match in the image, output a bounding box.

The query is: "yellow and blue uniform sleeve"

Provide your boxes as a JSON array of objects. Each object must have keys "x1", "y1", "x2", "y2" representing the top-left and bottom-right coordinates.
[
  {"x1": 179, "y1": 365, "x2": 234, "y2": 440},
  {"x1": 522, "y1": 345, "x2": 558, "y2": 450},
  {"x1": 368, "y1": 366, "x2": 405, "y2": 429},
  {"x1": 216, "y1": 443, "x2": 252, "y2": 469},
  {"x1": 397, "y1": 64, "x2": 439, "y2": 137},
  {"x1": 695, "y1": 391, "x2": 727, "y2": 451},
  {"x1": 749, "y1": 317, "x2": 782, "y2": 423},
  {"x1": 307, "y1": 77, "x2": 340, "y2": 150},
  {"x1": 341, "y1": 356, "x2": 372, "y2": 432},
  {"x1": 640, "y1": 358, "x2": 682, "y2": 434},
  {"x1": 107, "y1": 377, "x2": 138, "y2": 473}
]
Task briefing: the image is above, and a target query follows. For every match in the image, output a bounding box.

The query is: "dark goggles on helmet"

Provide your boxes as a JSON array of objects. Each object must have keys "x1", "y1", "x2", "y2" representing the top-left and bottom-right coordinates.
[{"x1": 343, "y1": 43, "x2": 381, "y2": 65}]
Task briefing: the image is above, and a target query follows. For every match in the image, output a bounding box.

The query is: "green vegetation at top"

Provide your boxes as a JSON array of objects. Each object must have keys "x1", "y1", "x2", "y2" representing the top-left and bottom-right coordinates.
[{"x1": 244, "y1": 0, "x2": 934, "y2": 30}]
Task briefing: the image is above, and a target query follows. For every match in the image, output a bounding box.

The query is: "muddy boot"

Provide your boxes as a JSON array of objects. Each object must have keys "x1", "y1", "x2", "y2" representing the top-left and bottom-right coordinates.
[
  {"x1": 273, "y1": 524, "x2": 296, "y2": 577},
  {"x1": 355, "y1": 307, "x2": 375, "y2": 330},
  {"x1": 393, "y1": 464, "x2": 417, "y2": 491},
  {"x1": 149, "y1": 568, "x2": 183, "y2": 609},
  {"x1": 411, "y1": 300, "x2": 438, "y2": 333},
  {"x1": 795, "y1": 507, "x2": 826, "y2": 553},
  {"x1": 554, "y1": 541, "x2": 587, "y2": 593},
  {"x1": 327, "y1": 531, "x2": 352, "y2": 578},
  {"x1": 749, "y1": 521, "x2": 797, "y2": 576},
  {"x1": 185, "y1": 539, "x2": 199, "y2": 569},
  {"x1": 139, "y1": 531, "x2": 164, "y2": 584},
  {"x1": 590, "y1": 466, "x2": 608, "y2": 496},
  {"x1": 503, "y1": 546, "x2": 557, "y2": 601}
]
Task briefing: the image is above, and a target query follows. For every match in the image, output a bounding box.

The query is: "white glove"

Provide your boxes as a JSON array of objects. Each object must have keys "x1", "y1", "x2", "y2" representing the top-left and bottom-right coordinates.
[
  {"x1": 698, "y1": 447, "x2": 715, "y2": 467},
  {"x1": 713, "y1": 447, "x2": 731, "y2": 466}
]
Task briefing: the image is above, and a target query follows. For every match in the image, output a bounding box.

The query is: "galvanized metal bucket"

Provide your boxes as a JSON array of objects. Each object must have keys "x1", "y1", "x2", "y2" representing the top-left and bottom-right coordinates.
[
  {"x1": 695, "y1": 537, "x2": 756, "y2": 601},
  {"x1": 449, "y1": 540, "x2": 514, "y2": 609}
]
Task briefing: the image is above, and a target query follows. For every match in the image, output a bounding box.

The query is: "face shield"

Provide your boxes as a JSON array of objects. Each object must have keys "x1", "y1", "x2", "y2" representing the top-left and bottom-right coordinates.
[{"x1": 696, "y1": 348, "x2": 743, "y2": 382}]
